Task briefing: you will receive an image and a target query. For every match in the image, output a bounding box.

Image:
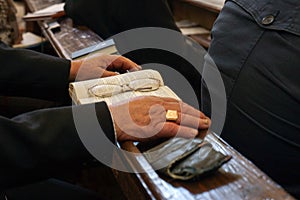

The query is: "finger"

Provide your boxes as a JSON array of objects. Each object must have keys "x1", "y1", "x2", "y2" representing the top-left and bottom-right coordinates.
[
  {"x1": 101, "y1": 70, "x2": 119, "y2": 77},
  {"x1": 108, "y1": 56, "x2": 141, "y2": 72},
  {"x1": 160, "y1": 97, "x2": 181, "y2": 103},
  {"x1": 180, "y1": 102, "x2": 207, "y2": 118},
  {"x1": 198, "y1": 129, "x2": 209, "y2": 139},
  {"x1": 162, "y1": 101, "x2": 181, "y2": 111},
  {"x1": 157, "y1": 122, "x2": 198, "y2": 139},
  {"x1": 176, "y1": 113, "x2": 211, "y2": 130},
  {"x1": 162, "y1": 100, "x2": 206, "y2": 119}
]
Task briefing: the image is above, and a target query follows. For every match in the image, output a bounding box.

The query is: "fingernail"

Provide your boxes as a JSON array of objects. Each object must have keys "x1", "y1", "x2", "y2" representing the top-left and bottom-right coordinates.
[{"x1": 190, "y1": 129, "x2": 198, "y2": 137}]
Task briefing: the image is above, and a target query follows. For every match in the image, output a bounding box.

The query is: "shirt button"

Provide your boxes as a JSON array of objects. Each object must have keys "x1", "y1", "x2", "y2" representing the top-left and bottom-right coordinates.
[{"x1": 262, "y1": 15, "x2": 275, "y2": 25}]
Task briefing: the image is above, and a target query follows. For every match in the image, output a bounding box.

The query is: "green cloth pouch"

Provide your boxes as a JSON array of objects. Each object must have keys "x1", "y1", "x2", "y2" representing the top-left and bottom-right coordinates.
[{"x1": 143, "y1": 137, "x2": 232, "y2": 181}]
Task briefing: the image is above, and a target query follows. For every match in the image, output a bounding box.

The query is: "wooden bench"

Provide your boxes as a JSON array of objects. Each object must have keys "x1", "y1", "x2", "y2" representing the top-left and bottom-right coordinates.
[
  {"x1": 113, "y1": 132, "x2": 295, "y2": 200},
  {"x1": 170, "y1": 0, "x2": 225, "y2": 48}
]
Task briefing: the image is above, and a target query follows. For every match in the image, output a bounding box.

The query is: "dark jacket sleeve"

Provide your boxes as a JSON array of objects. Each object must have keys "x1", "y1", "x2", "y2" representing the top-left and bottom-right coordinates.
[
  {"x1": 0, "y1": 102, "x2": 116, "y2": 190},
  {"x1": 0, "y1": 42, "x2": 71, "y2": 101}
]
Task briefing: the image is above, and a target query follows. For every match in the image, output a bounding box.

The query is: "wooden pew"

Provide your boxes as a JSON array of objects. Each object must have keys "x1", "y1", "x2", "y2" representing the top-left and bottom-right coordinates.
[
  {"x1": 113, "y1": 132, "x2": 295, "y2": 200},
  {"x1": 170, "y1": 0, "x2": 225, "y2": 48}
]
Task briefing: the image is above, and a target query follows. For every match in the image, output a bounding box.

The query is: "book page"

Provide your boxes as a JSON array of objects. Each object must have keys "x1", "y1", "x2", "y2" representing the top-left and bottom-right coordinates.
[
  {"x1": 77, "y1": 86, "x2": 180, "y2": 105},
  {"x1": 180, "y1": 26, "x2": 210, "y2": 36},
  {"x1": 69, "y1": 69, "x2": 180, "y2": 105},
  {"x1": 12, "y1": 32, "x2": 45, "y2": 48},
  {"x1": 33, "y1": 3, "x2": 65, "y2": 14},
  {"x1": 23, "y1": 3, "x2": 65, "y2": 21}
]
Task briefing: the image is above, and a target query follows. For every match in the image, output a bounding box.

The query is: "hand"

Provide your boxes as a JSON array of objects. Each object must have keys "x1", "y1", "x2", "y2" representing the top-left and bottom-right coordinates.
[
  {"x1": 109, "y1": 96, "x2": 211, "y2": 142},
  {"x1": 69, "y1": 53, "x2": 141, "y2": 81}
]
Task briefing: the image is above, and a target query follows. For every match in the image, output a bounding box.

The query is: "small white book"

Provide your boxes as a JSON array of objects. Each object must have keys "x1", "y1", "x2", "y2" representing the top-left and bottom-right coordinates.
[
  {"x1": 23, "y1": 3, "x2": 65, "y2": 21},
  {"x1": 69, "y1": 69, "x2": 180, "y2": 105}
]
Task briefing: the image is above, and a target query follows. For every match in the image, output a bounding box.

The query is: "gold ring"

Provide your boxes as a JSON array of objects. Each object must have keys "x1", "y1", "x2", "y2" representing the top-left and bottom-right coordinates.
[
  {"x1": 166, "y1": 110, "x2": 178, "y2": 121},
  {"x1": 203, "y1": 118, "x2": 209, "y2": 125}
]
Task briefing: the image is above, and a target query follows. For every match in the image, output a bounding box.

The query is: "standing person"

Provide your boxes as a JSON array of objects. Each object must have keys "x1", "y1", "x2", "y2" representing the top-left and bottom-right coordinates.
[
  {"x1": 64, "y1": 0, "x2": 180, "y2": 39},
  {"x1": 202, "y1": 0, "x2": 300, "y2": 197}
]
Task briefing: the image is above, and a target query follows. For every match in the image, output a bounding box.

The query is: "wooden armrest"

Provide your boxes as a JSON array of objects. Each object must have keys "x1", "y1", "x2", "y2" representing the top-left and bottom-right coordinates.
[
  {"x1": 178, "y1": 0, "x2": 225, "y2": 13},
  {"x1": 113, "y1": 132, "x2": 294, "y2": 200}
]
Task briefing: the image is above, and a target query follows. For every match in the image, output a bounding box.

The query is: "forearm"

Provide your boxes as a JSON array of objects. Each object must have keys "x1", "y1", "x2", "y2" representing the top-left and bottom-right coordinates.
[
  {"x1": 0, "y1": 43, "x2": 71, "y2": 101},
  {"x1": 0, "y1": 102, "x2": 115, "y2": 190}
]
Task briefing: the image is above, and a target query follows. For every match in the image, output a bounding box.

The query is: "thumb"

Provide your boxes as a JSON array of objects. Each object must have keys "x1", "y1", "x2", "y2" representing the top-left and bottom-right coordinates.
[{"x1": 101, "y1": 70, "x2": 119, "y2": 77}]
